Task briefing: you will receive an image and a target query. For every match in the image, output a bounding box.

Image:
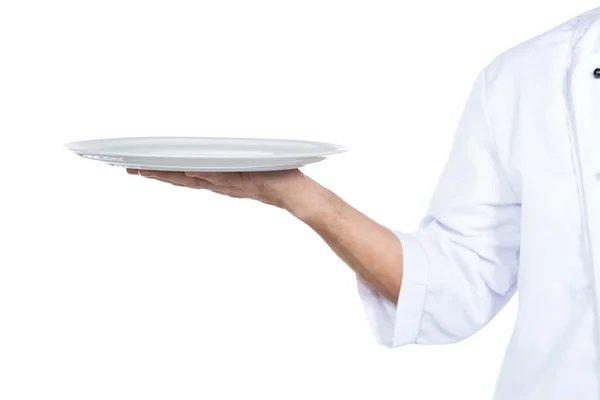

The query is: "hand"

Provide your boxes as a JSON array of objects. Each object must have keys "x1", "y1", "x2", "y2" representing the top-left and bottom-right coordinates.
[{"x1": 126, "y1": 168, "x2": 325, "y2": 215}]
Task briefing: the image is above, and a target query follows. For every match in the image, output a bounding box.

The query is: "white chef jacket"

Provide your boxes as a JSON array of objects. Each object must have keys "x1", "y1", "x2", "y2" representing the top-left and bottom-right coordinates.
[{"x1": 357, "y1": 6, "x2": 600, "y2": 400}]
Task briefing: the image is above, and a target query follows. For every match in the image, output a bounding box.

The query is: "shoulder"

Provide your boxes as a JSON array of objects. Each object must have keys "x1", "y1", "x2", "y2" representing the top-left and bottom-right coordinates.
[
  {"x1": 483, "y1": 10, "x2": 590, "y2": 83},
  {"x1": 478, "y1": 8, "x2": 600, "y2": 182}
]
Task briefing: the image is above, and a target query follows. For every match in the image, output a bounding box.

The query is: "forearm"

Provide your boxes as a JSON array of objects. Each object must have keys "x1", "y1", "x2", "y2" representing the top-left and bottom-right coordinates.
[{"x1": 285, "y1": 176, "x2": 404, "y2": 304}]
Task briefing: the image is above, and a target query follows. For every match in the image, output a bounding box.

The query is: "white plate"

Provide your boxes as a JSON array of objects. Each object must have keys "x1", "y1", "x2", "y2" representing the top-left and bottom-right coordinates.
[{"x1": 65, "y1": 137, "x2": 347, "y2": 172}]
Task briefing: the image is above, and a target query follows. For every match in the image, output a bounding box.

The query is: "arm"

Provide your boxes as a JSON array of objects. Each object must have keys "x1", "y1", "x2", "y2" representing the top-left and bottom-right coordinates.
[
  {"x1": 281, "y1": 69, "x2": 520, "y2": 348},
  {"x1": 129, "y1": 67, "x2": 520, "y2": 348},
  {"x1": 285, "y1": 176, "x2": 404, "y2": 305},
  {"x1": 348, "y1": 68, "x2": 521, "y2": 347},
  {"x1": 133, "y1": 165, "x2": 405, "y2": 305}
]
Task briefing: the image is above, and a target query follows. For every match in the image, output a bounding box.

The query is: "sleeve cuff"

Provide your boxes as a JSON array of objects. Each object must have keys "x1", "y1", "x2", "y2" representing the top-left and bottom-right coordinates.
[{"x1": 356, "y1": 229, "x2": 430, "y2": 347}]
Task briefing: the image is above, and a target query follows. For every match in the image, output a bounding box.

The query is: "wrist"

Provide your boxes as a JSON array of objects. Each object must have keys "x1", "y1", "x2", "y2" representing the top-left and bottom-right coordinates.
[{"x1": 283, "y1": 176, "x2": 338, "y2": 224}]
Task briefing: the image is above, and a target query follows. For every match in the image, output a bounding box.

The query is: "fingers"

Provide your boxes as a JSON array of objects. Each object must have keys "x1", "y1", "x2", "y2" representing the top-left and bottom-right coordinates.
[
  {"x1": 133, "y1": 169, "x2": 239, "y2": 194},
  {"x1": 145, "y1": 176, "x2": 186, "y2": 187},
  {"x1": 127, "y1": 169, "x2": 244, "y2": 186},
  {"x1": 184, "y1": 171, "x2": 244, "y2": 186},
  {"x1": 138, "y1": 170, "x2": 201, "y2": 188},
  {"x1": 128, "y1": 169, "x2": 247, "y2": 199}
]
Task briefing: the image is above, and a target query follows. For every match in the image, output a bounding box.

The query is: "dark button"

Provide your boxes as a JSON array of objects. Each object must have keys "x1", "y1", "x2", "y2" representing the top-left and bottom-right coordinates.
[{"x1": 594, "y1": 68, "x2": 600, "y2": 79}]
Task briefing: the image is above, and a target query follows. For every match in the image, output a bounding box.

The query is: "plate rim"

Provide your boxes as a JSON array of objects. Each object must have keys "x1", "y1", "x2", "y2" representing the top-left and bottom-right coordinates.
[{"x1": 64, "y1": 136, "x2": 348, "y2": 159}]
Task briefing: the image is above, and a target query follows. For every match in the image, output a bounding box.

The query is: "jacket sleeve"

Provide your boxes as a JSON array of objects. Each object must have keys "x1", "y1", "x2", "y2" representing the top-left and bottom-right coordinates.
[{"x1": 357, "y1": 68, "x2": 521, "y2": 347}]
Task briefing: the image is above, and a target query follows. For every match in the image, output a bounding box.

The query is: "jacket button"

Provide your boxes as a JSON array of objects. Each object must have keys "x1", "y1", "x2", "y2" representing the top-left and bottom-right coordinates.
[{"x1": 595, "y1": 68, "x2": 600, "y2": 78}]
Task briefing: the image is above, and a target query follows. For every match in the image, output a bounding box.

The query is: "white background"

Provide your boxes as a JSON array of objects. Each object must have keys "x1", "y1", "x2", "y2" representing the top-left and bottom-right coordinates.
[{"x1": 0, "y1": 1, "x2": 596, "y2": 399}]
